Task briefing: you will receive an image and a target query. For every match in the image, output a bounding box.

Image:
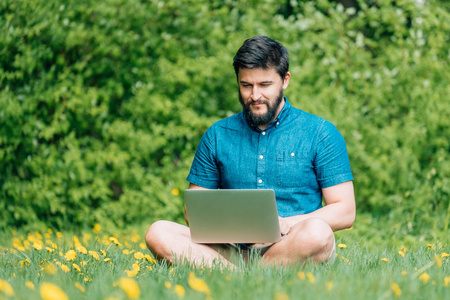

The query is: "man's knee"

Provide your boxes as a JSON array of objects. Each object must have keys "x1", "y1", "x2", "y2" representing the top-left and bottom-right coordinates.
[
  {"x1": 145, "y1": 220, "x2": 176, "y2": 258},
  {"x1": 291, "y1": 218, "x2": 334, "y2": 258}
]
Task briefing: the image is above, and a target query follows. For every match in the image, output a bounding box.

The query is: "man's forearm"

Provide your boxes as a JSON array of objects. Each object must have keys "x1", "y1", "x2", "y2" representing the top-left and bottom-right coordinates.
[{"x1": 282, "y1": 201, "x2": 355, "y2": 232}]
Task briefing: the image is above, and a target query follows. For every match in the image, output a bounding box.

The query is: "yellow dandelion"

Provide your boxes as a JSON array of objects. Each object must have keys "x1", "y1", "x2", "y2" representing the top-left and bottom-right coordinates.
[
  {"x1": 65, "y1": 249, "x2": 77, "y2": 261},
  {"x1": 134, "y1": 252, "x2": 145, "y2": 260},
  {"x1": 93, "y1": 224, "x2": 101, "y2": 233},
  {"x1": 401, "y1": 245, "x2": 408, "y2": 252},
  {"x1": 74, "y1": 282, "x2": 85, "y2": 293},
  {"x1": 101, "y1": 249, "x2": 107, "y2": 256},
  {"x1": 115, "y1": 277, "x2": 140, "y2": 299},
  {"x1": 56, "y1": 232, "x2": 63, "y2": 238},
  {"x1": 434, "y1": 255, "x2": 442, "y2": 268},
  {"x1": 33, "y1": 242, "x2": 43, "y2": 251},
  {"x1": 390, "y1": 283, "x2": 401, "y2": 297},
  {"x1": 77, "y1": 246, "x2": 87, "y2": 254},
  {"x1": 125, "y1": 269, "x2": 139, "y2": 277},
  {"x1": 147, "y1": 266, "x2": 153, "y2": 271},
  {"x1": 132, "y1": 261, "x2": 140, "y2": 271},
  {"x1": 73, "y1": 263, "x2": 81, "y2": 272},
  {"x1": 274, "y1": 291, "x2": 290, "y2": 300},
  {"x1": 444, "y1": 276, "x2": 450, "y2": 287},
  {"x1": 104, "y1": 258, "x2": 111, "y2": 262},
  {"x1": 172, "y1": 188, "x2": 180, "y2": 196},
  {"x1": 139, "y1": 243, "x2": 146, "y2": 250},
  {"x1": 89, "y1": 250, "x2": 100, "y2": 260},
  {"x1": 381, "y1": 257, "x2": 389, "y2": 262},
  {"x1": 398, "y1": 251, "x2": 405, "y2": 257},
  {"x1": 123, "y1": 249, "x2": 130, "y2": 255},
  {"x1": 84, "y1": 277, "x2": 92, "y2": 282},
  {"x1": 59, "y1": 263, "x2": 70, "y2": 273},
  {"x1": 145, "y1": 254, "x2": 156, "y2": 264},
  {"x1": 419, "y1": 272, "x2": 430, "y2": 284},
  {"x1": 46, "y1": 247, "x2": 55, "y2": 253},
  {"x1": 297, "y1": 271, "x2": 305, "y2": 280},
  {"x1": 40, "y1": 282, "x2": 68, "y2": 300},
  {"x1": 174, "y1": 284, "x2": 185, "y2": 298},
  {"x1": 401, "y1": 270, "x2": 408, "y2": 276},
  {"x1": 131, "y1": 234, "x2": 141, "y2": 243},
  {"x1": 52, "y1": 243, "x2": 58, "y2": 249},
  {"x1": 338, "y1": 243, "x2": 347, "y2": 249},
  {"x1": 25, "y1": 281, "x2": 35, "y2": 290},
  {"x1": 164, "y1": 281, "x2": 172, "y2": 289},
  {"x1": 43, "y1": 263, "x2": 58, "y2": 275},
  {"x1": 80, "y1": 261, "x2": 87, "y2": 267},
  {"x1": 0, "y1": 279, "x2": 14, "y2": 296},
  {"x1": 441, "y1": 252, "x2": 449, "y2": 258},
  {"x1": 427, "y1": 244, "x2": 433, "y2": 249},
  {"x1": 20, "y1": 259, "x2": 31, "y2": 268},
  {"x1": 325, "y1": 281, "x2": 333, "y2": 291},
  {"x1": 306, "y1": 272, "x2": 316, "y2": 284},
  {"x1": 188, "y1": 272, "x2": 211, "y2": 296},
  {"x1": 109, "y1": 237, "x2": 122, "y2": 246}
]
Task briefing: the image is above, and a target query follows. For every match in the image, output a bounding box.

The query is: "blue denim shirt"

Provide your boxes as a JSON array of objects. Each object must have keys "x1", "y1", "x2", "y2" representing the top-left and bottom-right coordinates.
[{"x1": 187, "y1": 98, "x2": 353, "y2": 217}]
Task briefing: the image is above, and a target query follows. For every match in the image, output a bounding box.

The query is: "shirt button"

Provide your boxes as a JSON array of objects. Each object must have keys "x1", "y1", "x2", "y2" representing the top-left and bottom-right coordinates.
[
  {"x1": 262, "y1": 131, "x2": 266, "y2": 135},
  {"x1": 291, "y1": 152, "x2": 295, "y2": 157},
  {"x1": 276, "y1": 122, "x2": 280, "y2": 126},
  {"x1": 258, "y1": 179, "x2": 262, "y2": 183},
  {"x1": 259, "y1": 155, "x2": 263, "y2": 159}
]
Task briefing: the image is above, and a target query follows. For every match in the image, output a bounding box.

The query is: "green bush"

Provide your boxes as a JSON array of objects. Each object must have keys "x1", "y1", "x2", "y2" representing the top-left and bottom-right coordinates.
[{"x1": 1, "y1": 0, "x2": 449, "y2": 235}]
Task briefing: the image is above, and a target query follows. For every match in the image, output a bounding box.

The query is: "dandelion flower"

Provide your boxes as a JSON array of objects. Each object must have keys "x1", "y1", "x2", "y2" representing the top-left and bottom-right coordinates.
[
  {"x1": 65, "y1": 250, "x2": 77, "y2": 261},
  {"x1": 93, "y1": 224, "x2": 101, "y2": 233},
  {"x1": 33, "y1": 242, "x2": 43, "y2": 251},
  {"x1": 59, "y1": 263, "x2": 70, "y2": 273},
  {"x1": 77, "y1": 246, "x2": 87, "y2": 254},
  {"x1": 46, "y1": 247, "x2": 55, "y2": 253},
  {"x1": 381, "y1": 257, "x2": 389, "y2": 262},
  {"x1": 401, "y1": 245, "x2": 408, "y2": 252},
  {"x1": 390, "y1": 283, "x2": 401, "y2": 297},
  {"x1": 401, "y1": 270, "x2": 408, "y2": 276},
  {"x1": 444, "y1": 276, "x2": 450, "y2": 287},
  {"x1": 297, "y1": 272, "x2": 305, "y2": 280},
  {"x1": 139, "y1": 243, "x2": 146, "y2": 250},
  {"x1": 115, "y1": 277, "x2": 140, "y2": 299},
  {"x1": 338, "y1": 243, "x2": 347, "y2": 249},
  {"x1": 20, "y1": 259, "x2": 31, "y2": 268},
  {"x1": 73, "y1": 263, "x2": 81, "y2": 272},
  {"x1": 110, "y1": 237, "x2": 122, "y2": 246},
  {"x1": 174, "y1": 284, "x2": 185, "y2": 298},
  {"x1": 43, "y1": 263, "x2": 58, "y2": 275},
  {"x1": 0, "y1": 279, "x2": 14, "y2": 296},
  {"x1": 274, "y1": 291, "x2": 290, "y2": 300},
  {"x1": 441, "y1": 252, "x2": 449, "y2": 258},
  {"x1": 434, "y1": 255, "x2": 442, "y2": 268},
  {"x1": 419, "y1": 272, "x2": 430, "y2": 284},
  {"x1": 125, "y1": 269, "x2": 139, "y2": 277},
  {"x1": 145, "y1": 254, "x2": 156, "y2": 264},
  {"x1": 74, "y1": 282, "x2": 85, "y2": 293},
  {"x1": 25, "y1": 281, "x2": 35, "y2": 290},
  {"x1": 40, "y1": 282, "x2": 68, "y2": 300},
  {"x1": 188, "y1": 272, "x2": 211, "y2": 296},
  {"x1": 398, "y1": 251, "x2": 405, "y2": 257},
  {"x1": 306, "y1": 272, "x2": 316, "y2": 284},
  {"x1": 427, "y1": 244, "x2": 433, "y2": 249},
  {"x1": 123, "y1": 250, "x2": 130, "y2": 255},
  {"x1": 164, "y1": 282, "x2": 172, "y2": 289},
  {"x1": 172, "y1": 188, "x2": 180, "y2": 196},
  {"x1": 89, "y1": 251, "x2": 100, "y2": 260},
  {"x1": 134, "y1": 252, "x2": 145, "y2": 260},
  {"x1": 104, "y1": 258, "x2": 111, "y2": 262}
]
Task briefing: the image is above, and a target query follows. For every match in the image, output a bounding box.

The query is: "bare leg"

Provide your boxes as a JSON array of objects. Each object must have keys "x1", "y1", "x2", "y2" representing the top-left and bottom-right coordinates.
[
  {"x1": 145, "y1": 220, "x2": 235, "y2": 268},
  {"x1": 262, "y1": 218, "x2": 335, "y2": 266}
]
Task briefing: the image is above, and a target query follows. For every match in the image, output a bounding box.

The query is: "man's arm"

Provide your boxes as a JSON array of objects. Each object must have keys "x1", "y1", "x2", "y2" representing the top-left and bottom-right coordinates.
[
  {"x1": 184, "y1": 183, "x2": 208, "y2": 225},
  {"x1": 279, "y1": 180, "x2": 355, "y2": 234}
]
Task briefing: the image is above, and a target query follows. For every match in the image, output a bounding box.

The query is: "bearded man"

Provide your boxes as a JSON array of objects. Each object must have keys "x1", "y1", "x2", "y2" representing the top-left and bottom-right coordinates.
[{"x1": 145, "y1": 36, "x2": 355, "y2": 267}]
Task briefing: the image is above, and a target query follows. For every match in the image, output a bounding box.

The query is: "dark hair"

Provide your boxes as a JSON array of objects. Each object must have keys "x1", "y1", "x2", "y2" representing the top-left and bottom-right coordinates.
[{"x1": 233, "y1": 36, "x2": 289, "y2": 79}]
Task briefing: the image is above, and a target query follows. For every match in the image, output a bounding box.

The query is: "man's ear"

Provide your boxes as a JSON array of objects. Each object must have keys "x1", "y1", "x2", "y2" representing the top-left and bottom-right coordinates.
[{"x1": 282, "y1": 72, "x2": 291, "y2": 90}]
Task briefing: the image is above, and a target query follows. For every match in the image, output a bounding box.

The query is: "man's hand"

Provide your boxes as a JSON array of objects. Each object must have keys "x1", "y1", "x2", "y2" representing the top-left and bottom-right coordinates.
[{"x1": 278, "y1": 216, "x2": 294, "y2": 236}]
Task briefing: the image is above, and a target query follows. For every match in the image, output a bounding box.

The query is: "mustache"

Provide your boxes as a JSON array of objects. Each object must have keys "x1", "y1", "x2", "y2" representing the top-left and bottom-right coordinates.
[{"x1": 249, "y1": 99, "x2": 269, "y2": 105}]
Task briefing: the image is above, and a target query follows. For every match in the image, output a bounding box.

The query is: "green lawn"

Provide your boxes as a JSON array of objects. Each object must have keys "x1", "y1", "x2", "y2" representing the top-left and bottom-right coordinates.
[{"x1": 0, "y1": 216, "x2": 448, "y2": 300}]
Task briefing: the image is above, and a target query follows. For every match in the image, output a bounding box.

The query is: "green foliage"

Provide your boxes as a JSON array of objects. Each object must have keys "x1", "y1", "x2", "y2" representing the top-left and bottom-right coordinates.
[{"x1": 1, "y1": 0, "x2": 449, "y2": 233}]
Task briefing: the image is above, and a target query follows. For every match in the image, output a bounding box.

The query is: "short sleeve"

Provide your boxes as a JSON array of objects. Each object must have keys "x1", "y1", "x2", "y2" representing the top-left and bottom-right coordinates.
[
  {"x1": 314, "y1": 121, "x2": 353, "y2": 188},
  {"x1": 186, "y1": 126, "x2": 221, "y2": 189}
]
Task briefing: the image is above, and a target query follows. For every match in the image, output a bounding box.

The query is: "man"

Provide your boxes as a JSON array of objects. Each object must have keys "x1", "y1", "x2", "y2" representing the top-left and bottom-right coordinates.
[{"x1": 145, "y1": 36, "x2": 355, "y2": 267}]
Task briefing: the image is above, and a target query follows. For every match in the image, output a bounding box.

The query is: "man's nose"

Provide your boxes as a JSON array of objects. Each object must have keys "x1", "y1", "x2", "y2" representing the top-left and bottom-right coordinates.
[{"x1": 251, "y1": 86, "x2": 261, "y2": 100}]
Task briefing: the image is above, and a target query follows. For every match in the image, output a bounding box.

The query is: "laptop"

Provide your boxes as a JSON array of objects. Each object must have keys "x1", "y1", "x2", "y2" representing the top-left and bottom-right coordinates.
[{"x1": 184, "y1": 189, "x2": 281, "y2": 244}]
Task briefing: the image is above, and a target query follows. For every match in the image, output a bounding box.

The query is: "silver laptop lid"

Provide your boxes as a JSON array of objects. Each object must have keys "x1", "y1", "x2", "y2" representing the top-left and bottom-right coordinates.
[{"x1": 184, "y1": 189, "x2": 281, "y2": 244}]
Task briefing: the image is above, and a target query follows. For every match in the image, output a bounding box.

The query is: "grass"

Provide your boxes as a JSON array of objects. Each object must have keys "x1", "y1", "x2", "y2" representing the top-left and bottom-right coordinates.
[{"x1": 0, "y1": 216, "x2": 448, "y2": 300}]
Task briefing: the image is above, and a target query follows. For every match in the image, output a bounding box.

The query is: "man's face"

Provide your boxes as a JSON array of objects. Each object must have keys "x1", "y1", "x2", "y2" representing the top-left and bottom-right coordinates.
[{"x1": 238, "y1": 68, "x2": 290, "y2": 129}]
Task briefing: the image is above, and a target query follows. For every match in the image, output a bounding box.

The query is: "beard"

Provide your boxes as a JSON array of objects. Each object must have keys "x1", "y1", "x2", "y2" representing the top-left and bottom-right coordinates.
[{"x1": 239, "y1": 89, "x2": 284, "y2": 128}]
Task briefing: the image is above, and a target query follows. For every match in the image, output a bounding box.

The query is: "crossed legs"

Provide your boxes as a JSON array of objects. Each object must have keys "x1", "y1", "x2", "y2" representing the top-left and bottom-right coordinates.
[{"x1": 145, "y1": 218, "x2": 335, "y2": 268}]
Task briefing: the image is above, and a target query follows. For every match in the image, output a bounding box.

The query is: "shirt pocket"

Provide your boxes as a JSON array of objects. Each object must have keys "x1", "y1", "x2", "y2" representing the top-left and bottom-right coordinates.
[{"x1": 276, "y1": 151, "x2": 311, "y2": 187}]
